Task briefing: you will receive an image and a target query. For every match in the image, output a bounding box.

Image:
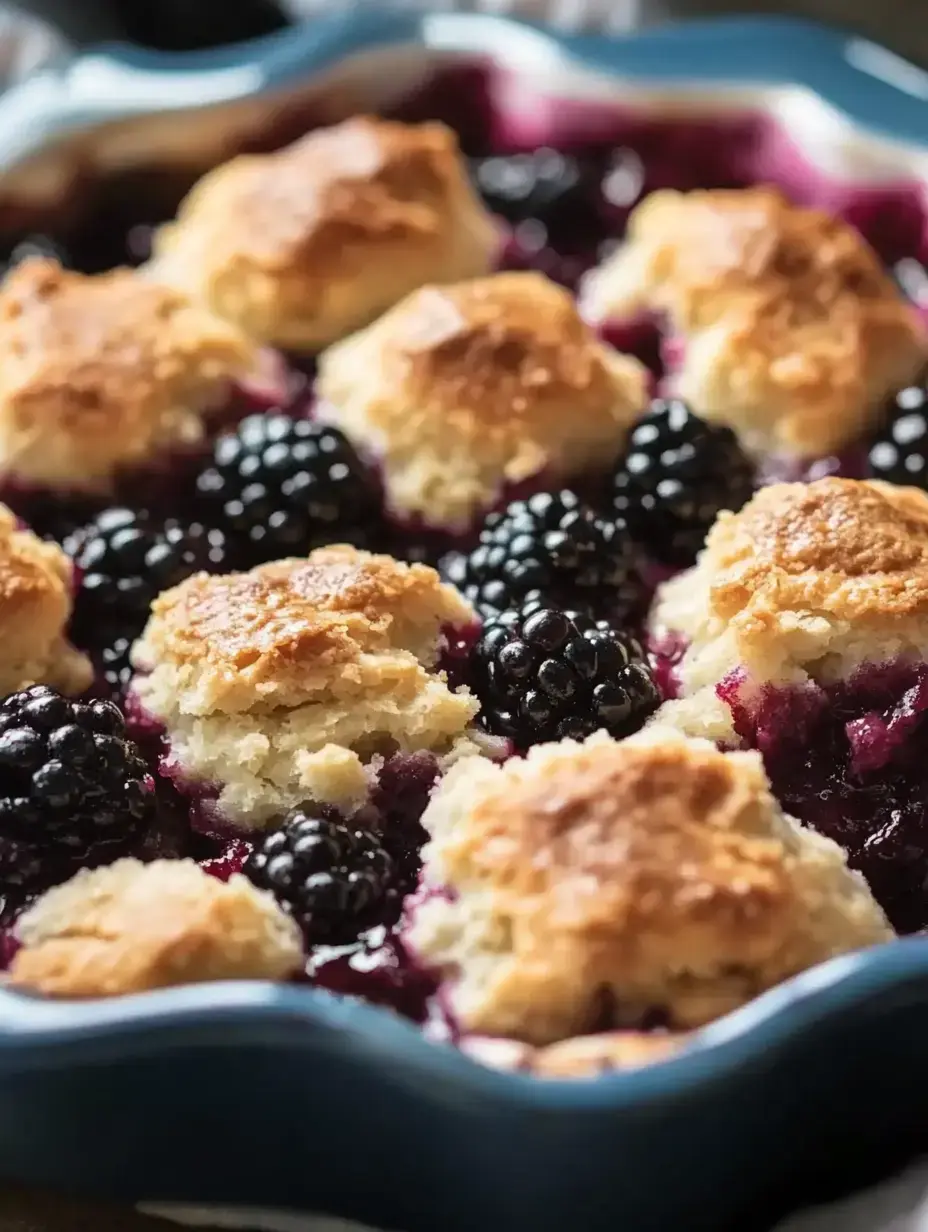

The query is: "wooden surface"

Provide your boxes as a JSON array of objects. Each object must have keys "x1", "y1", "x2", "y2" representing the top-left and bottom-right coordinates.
[{"x1": 0, "y1": 1190, "x2": 176, "y2": 1232}]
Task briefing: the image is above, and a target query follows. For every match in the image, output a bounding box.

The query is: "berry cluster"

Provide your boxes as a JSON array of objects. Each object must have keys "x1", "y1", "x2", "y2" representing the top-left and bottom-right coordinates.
[
  {"x1": 195, "y1": 413, "x2": 380, "y2": 569},
  {"x1": 0, "y1": 686, "x2": 151, "y2": 889},
  {"x1": 441, "y1": 489, "x2": 641, "y2": 621},
  {"x1": 470, "y1": 606, "x2": 660, "y2": 748},
  {"x1": 65, "y1": 508, "x2": 223, "y2": 699},
  {"x1": 471, "y1": 149, "x2": 604, "y2": 247},
  {"x1": 244, "y1": 811, "x2": 399, "y2": 947},
  {"x1": 868, "y1": 381, "x2": 928, "y2": 488},
  {"x1": 612, "y1": 399, "x2": 755, "y2": 567}
]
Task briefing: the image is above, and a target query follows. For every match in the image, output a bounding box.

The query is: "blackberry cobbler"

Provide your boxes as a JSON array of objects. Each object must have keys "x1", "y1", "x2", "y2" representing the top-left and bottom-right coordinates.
[{"x1": 1, "y1": 88, "x2": 927, "y2": 1079}]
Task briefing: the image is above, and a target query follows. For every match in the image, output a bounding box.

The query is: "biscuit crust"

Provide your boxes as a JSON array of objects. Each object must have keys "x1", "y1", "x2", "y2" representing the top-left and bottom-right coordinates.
[
  {"x1": 318, "y1": 272, "x2": 648, "y2": 528},
  {"x1": 462, "y1": 1030, "x2": 684, "y2": 1078},
  {"x1": 408, "y1": 728, "x2": 891, "y2": 1044},
  {"x1": 10, "y1": 858, "x2": 304, "y2": 997},
  {"x1": 132, "y1": 546, "x2": 481, "y2": 826},
  {"x1": 0, "y1": 259, "x2": 257, "y2": 491},
  {"x1": 652, "y1": 479, "x2": 928, "y2": 731},
  {"x1": 0, "y1": 502, "x2": 91, "y2": 696},
  {"x1": 152, "y1": 117, "x2": 499, "y2": 351},
  {"x1": 582, "y1": 187, "x2": 925, "y2": 457}
]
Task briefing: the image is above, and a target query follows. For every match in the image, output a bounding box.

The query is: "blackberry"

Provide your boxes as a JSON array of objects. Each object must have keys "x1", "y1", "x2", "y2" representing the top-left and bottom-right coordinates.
[
  {"x1": 0, "y1": 686, "x2": 152, "y2": 886},
  {"x1": 471, "y1": 606, "x2": 660, "y2": 748},
  {"x1": 195, "y1": 414, "x2": 381, "y2": 567},
  {"x1": 441, "y1": 490, "x2": 640, "y2": 621},
  {"x1": 868, "y1": 382, "x2": 928, "y2": 488},
  {"x1": 244, "y1": 810, "x2": 398, "y2": 947},
  {"x1": 65, "y1": 508, "x2": 222, "y2": 646},
  {"x1": 612, "y1": 399, "x2": 755, "y2": 566},
  {"x1": 471, "y1": 149, "x2": 603, "y2": 246}
]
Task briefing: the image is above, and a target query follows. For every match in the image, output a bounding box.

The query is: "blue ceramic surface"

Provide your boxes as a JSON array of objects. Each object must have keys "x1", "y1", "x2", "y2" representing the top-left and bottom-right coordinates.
[{"x1": 0, "y1": 14, "x2": 927, "y2": 1230}]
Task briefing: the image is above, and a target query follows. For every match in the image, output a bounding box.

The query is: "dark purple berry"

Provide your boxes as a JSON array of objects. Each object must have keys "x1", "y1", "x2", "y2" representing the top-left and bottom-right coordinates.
[
  {"x1": 195, "y1": 414, "x2": 381, "y2": 567},
  {"x1": 470, "y1": 605, "x2": 659, "y2": 749},
  {"x1": 471, "y1": 149, "x2": 604, "y2": 249},
  {"x1": 244, "y1": 810, "x2": 398, "y2": 947},
  {"x1": 0, "y1": 685, "x2": 152, "y2": 888},
  {"x1": 868, "y1": 381, "x2": 928, "y2": 489},
  {"x1": 441, "y1": 490, "x2": 641, "y2": 622},
  {"x1": 65, "y1": 508, "x2": 222, "y2": 648},
  {"x1": 612, "y1": 398, "x2": 755, "y2": 566}
]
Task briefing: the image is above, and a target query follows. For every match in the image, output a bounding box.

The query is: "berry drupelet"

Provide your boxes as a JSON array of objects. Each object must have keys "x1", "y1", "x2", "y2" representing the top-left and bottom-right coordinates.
[
  {"x1": 0, "y1": 686, "x2": 152, "y2": 887},
  {"x1": 65, "y1": 508, "x2": 222, "y2": 643},
  {"x1": 868, "y1": 381, "x2": 928, "y2": 488},
  {"x1": 96, "y1": 635, "x2": 135, "y2": 701},
  {"x1": 470, "y1": 605, "x2": 660, "y2": 749},
  {"x1": 244, "y1": 810, "x2": 398, "y2": 947},
  {"x1": 441, "y1": 490, "x2": 641, "y2": 622},
  {"x1": 612, "y1": 399, "x2": 755, "y2": 567},
  {"x1": 195, "y1": 413, "x2": 381, "y2": 568}
]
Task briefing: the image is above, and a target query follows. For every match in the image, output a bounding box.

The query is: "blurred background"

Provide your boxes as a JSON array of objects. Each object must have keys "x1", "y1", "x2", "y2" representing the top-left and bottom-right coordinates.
[{"x1": 10, "y1": 0, "x2": 927, "y2": 63}]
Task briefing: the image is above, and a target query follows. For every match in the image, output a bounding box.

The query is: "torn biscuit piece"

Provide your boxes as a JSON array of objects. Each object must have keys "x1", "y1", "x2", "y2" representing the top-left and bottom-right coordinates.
[
  {"x1": 651, "y1": 477, "x2": 928, "y2": 741},
  {"x1": 130, "y1": 545, "x2": 482, "y2": 827},
  {"x1": 0, "y1": 501, "x2": 91, "y2": 696},
  {"x1": 0, "y1": 258, "x2": 257, "y2": 493}
]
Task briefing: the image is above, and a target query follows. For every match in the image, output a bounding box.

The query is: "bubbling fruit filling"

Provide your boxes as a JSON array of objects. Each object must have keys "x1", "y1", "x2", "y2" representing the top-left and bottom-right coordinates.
[
  {"x1": 1, "y1": 65, "x2": 928, "y2": 1075},
  {"x1": 717, "y1": 662, "x2": 928, "y2": 935}
]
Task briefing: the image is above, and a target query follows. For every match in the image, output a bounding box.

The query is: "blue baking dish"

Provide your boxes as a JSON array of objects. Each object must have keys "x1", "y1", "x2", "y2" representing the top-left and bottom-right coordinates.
[{"x1": 1, "y1": 11, "x2": 928, "y2": 1231}]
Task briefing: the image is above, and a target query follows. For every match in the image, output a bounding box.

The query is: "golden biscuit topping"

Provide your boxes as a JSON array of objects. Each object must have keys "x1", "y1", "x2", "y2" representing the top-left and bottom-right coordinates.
[
  {"x1": 318, "y1": 272, "x2": 648, "y2": 528},
  {"x1": 153, "y1": 117, "x2": 498, "y2": 351},
  {"x1": 134, "y1": 545, "x2": 475, "y2": 716},
  {"x1": 0, "y1": 502, "x2": 90, "y2": 695},
  {"x1": 0, "y1": 259, "x2": 257, "y2": 491},
  {"x1": 652, "y1": 479, "x2": 928, "y2": 697},
  {"x1": 10, "y1": 859, "x2": 304, "y2": 997},
  {"x1": 712, "y1": 478, "x2": 928, "y2": 619},
  {"x1": 582, "y1": 188, "x2": 925, "y2": 456},
  {"x1": 131, "y1": 546, "x2": 481, "y2": 827},
  {"x1": 409, "y1": 729, "x2": 890, "y2": 1044},
  {"x1": 382, "y1": 273, "x2": 624, "y2": 414}
]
